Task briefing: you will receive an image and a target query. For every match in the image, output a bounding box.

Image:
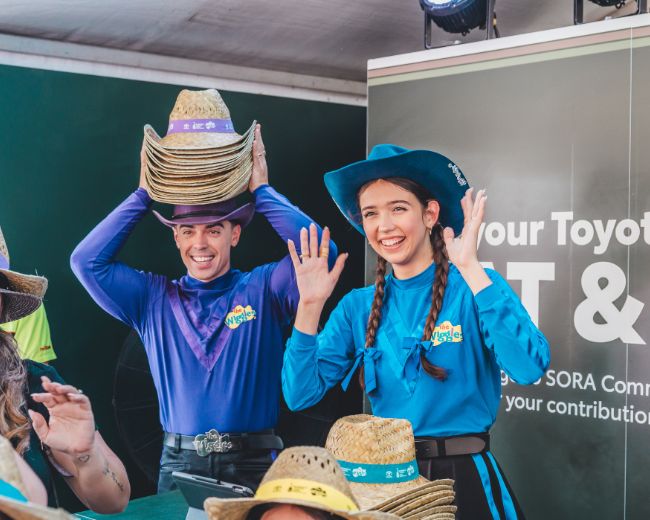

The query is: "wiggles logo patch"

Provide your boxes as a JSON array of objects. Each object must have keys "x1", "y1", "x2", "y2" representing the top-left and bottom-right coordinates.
[
  {"x1": 431, "y1": 320, "x2": 463, "y2": 346},
  {"x1": 225, "y1": 305, "x2": 256, "y2": 329}
]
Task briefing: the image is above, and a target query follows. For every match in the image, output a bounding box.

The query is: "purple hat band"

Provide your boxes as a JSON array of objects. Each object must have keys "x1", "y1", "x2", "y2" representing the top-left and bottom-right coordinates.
[
  {"x1": 172, "y1": 201, "x2": 238, "y2": 219},
  {"x1": 153, "y1": 201, "x2": 255, "y2": 229},
  {"x1": 0, "y1": 254, "x2": 8, "y2": 270},
  {"x1": 167, "y1": 118, "x2": 235, "y2": 135}
]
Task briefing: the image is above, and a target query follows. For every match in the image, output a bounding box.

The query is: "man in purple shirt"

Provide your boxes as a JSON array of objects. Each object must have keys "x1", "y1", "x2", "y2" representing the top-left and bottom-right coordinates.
[{"x1": 71, "y1": 126, "x2": 338, "y2": 493}]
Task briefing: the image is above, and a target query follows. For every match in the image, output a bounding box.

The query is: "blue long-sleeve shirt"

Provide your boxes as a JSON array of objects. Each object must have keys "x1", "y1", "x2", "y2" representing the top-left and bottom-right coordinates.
[
  {"x1": 71, "y1": 185, "x2": 337, "y2": 435},
  {"x1": 282, "y1": 262, "x2": 549, "y2": 437}
]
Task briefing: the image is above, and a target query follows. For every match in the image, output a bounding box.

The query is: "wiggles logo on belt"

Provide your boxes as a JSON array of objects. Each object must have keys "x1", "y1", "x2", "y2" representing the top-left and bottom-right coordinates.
[
  {"x1": 431, "y1": 320, "x2": 463, "y2": 346},
  {"x1": 225, "y1": 305, "x2": 256, "y2": 329}
]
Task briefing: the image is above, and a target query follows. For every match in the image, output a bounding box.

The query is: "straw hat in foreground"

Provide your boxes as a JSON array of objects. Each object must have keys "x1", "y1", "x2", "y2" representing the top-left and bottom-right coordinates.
[
  {"x1": 204, "y1": 446, "x2": 399, "y2": 520},
  {"x1": 326, "y1": 415, "x2": 456, "y2": 517}
]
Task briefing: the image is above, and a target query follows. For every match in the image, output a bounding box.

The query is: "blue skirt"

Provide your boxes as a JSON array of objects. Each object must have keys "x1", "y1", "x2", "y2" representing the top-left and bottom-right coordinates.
[{"x1": 417, "y1": 450, "x2": 525, "y2": 520}]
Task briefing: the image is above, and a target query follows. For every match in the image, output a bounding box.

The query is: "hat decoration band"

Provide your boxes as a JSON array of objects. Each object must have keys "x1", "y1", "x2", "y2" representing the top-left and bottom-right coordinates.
[
  {"x1": 171, "y1": 209, "x2": 231, "y2": 220},
  {"x1": 337, "y1": 459, "x2": 420, "y2": 484},
  {"x1": 255, "y1": 478, "x2": 359, "y2": 512},
  {"x1": 167, "y1": 118, "x2": 235, "y2": 134}
]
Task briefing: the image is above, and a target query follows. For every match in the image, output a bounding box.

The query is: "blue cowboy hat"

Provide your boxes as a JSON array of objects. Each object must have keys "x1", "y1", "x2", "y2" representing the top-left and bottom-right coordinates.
[{"x1": 324, "y1": 144, "x2": 470, "y2": 236}]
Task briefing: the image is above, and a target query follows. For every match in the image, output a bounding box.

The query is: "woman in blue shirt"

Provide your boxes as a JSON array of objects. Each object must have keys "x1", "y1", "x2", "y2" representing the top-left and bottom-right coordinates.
[{"x1": 282, "y1": 145, "x2": 550, "y2": 519}]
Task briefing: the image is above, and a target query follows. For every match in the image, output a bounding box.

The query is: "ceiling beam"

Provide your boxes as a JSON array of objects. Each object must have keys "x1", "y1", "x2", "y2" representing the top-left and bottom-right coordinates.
[{"x1": 0, "y1": 33, "x2": 367, "y2": 106}]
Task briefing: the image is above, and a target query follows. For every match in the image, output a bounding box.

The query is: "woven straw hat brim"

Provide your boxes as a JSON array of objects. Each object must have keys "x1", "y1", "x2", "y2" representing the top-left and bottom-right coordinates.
[
  {"x1": 204, "y1": 497, "x2": 399, "y2": 520},
  {"x1": 390, "y1": 492, "x2": 456, "y2": 517},
  {"x1": 0, "y1": 496, "x2": 74, "y2": 520},
  {"x1": 146, "y1": 160, "x2": 251, "y2": 190},
  {"x1": 144, "y1": 155, "x2": 253, "y2": 185},
  {"x1": 406, "y1": 514, "x2": 455, "y2": 520},
  {"x1": 402, "y1": 504, "x2": 457, "y2": 519},
  {"x1": 145, "y1": 151, "x2": 252, "y2": 175},
  {"x1": 145, "y1": 161, "x2": 253, "y2": 205},
  {"x1": 350, "y1": 477, "x2": 437, "y2": 511},
  {"x1": 372, "y1": 482, "x2": 454, "y2": 512},
  {"x1": 145, "y1": 143, "x2": 252, "y2": 165},
  {"x1": 146, "y1": 153, "x2": 250, "y2": 174},
  {"x1": 146, "y1": 177, "x2": 251, "y2": 199},
  {"x1": 146, "y1": 170, "x2": 225, "y2": 186},
  {"x1": 147, "y1": 172, "x2": 237, "y2": 188},
  {"x1": 386, "y1": 486, "x2": 455, "y2": 513},
  {"x1": 0, "y1": 270, "x2": 47, "y2": 324},
  {"x1": 146, "y1": 161, "x2": 253, "y2": 183},
  {"x1": 409, "y1": 513, "x2": 456, "y2": 520},
  {"x1": 144, "y1": 123, "x2": 256, "y2": 158},
  {"x1": 146, "y1": 120, "x2": 256, "y2": 151}
]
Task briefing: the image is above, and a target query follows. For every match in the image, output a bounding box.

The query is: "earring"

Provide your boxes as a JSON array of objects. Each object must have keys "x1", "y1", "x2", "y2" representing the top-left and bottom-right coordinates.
[{"x1": 428, "y1": 227, "x2": 432, "y2": 236}]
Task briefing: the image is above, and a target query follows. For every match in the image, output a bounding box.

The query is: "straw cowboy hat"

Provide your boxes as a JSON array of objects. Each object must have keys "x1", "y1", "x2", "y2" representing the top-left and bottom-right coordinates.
[
  {"x1": 325, "y1": 415, "x2": 455, "y2": 514},
  {"x1": 143, "y1": 89, "x2": 256, "y2": 205},
  {"x1": 324, "y1": 144, "x2": 470, "y2": 237},
  {"x1": 146, "y1": 89, "x2": 255, "y2": 150},
  {"x1": 0, "y1": 227, "x2": 47, "y2": 324},
  {"x1": 204, "y1": 446, "x2": 399, "y2": 520},
  {"x1": 0, "y1": 437, "x2": 73, "y2": 520}
]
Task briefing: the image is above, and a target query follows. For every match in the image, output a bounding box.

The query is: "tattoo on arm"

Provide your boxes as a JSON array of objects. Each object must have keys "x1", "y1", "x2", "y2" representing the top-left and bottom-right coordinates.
[
  {"x1": 77, "y1": 454, "x2": 90, "y2": 464},
  {"x1": 102, "y1": 459, "x2": 125, "y2": 493}
]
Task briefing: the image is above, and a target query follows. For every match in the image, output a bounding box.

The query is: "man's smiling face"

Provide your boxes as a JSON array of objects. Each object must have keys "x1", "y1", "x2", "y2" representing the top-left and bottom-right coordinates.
[{"x1": 173, "y1": 221, "x2": 241, "y2": 282}]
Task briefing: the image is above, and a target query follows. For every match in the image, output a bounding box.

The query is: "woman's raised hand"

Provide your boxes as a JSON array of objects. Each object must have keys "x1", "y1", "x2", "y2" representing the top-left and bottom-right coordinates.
[
  {"x1": 443, "y1": 187, "x2": 486, "y2": 270},
  {"x1": 29, "y1": 376, "x2": 96, "y2": 456},
  {"x1": 288, "y1": 223, "x2": 348, "y2": 305}
]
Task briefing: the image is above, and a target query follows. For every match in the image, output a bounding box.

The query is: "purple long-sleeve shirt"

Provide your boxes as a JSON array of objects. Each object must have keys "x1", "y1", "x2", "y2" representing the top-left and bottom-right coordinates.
[{"x1": 71, "y1": 186, "x2": 337, "y2": 435}]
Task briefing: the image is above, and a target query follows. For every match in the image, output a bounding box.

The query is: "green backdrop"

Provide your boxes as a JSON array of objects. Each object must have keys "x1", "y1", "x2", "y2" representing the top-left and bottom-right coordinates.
[{"x1": 0, "y1": 63, "x2": 366, "y2": 511}]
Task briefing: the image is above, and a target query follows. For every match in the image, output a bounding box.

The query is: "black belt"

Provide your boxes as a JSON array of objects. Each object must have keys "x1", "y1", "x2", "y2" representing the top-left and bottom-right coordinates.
[
  {"x1": 164, "y1": 429, "x2": 284, "y2": 456},
  {"x1": 415, "y1": 433, "x2": 489, "y2": 458}
]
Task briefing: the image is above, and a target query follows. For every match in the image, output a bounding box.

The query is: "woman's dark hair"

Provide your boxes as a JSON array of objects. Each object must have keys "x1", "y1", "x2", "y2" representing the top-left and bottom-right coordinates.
[
  {"x1": 357, "y1": 177, "x2": 449, "y2": 388},
  {"x1": 245, "y1": 503, "x2": 347, "y2": 520},
  {"x1": 0, "y1": 330, "x2": 30, "y2": 453}
]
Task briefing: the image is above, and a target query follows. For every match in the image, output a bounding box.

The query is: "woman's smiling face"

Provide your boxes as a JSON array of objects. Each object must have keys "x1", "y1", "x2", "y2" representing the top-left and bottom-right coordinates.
[{"x1": 359, "y1": 179, "x2": 440, "y2": 278}]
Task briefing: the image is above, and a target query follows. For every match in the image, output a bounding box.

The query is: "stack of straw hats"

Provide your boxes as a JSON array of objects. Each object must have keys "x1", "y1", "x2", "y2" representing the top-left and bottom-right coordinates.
[
  {"x1": 143, "y1": 89, "x2": 256, "y2": 205},
  {"x1": 204, "y1": 446, "x2": 399, "y2": 520},
  {"x1": 326, "y1": 415, "x2": 456, "y2": 520}
]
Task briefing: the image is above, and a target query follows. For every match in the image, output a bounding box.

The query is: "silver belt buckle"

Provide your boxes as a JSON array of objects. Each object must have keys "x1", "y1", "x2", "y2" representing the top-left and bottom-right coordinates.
[{"x1": 193, "y1": 429, "x2": 233, "y2": 457}]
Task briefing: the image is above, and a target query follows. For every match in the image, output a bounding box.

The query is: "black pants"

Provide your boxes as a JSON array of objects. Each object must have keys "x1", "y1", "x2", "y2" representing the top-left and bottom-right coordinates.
[
  {"x1": 417, "y1": 451, "x2": 526, "y2": 520},
  {"x1": 158, "y1": 444, "x2": 276, "y2": 494}
]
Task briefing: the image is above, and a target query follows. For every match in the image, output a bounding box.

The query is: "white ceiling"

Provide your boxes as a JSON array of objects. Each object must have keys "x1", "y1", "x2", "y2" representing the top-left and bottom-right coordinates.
[{"x1": 0, "y1": 0, "x2": 640, "y2": 82}]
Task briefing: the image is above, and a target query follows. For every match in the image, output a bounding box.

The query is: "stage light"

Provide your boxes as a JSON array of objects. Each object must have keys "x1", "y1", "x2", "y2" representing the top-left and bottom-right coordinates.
[
  {"x1": 419, "y1": 0, "x2": 496, "y2": 48},
  {"x1": 420, "y1": 0, "x2": 486, "y2": 34},
  {"x1": 574, "y1": 0, "x2": 648, "y2": 24}
]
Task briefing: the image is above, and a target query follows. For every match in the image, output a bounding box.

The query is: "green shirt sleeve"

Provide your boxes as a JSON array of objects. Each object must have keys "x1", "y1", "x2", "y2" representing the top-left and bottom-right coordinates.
[{"x1": 0, "y1": 305, "x2": 56, "y2": 363}]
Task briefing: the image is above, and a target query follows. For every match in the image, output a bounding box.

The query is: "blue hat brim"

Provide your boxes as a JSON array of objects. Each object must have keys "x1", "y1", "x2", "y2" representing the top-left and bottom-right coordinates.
[{"x1": 324, "y1": 147, "x2": 470, "y2": 236}]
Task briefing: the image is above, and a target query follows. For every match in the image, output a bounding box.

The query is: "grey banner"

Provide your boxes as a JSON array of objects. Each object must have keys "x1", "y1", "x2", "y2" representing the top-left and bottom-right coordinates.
[{"x1": 368, "y1": 36, "x2": 650, "y2": 519}]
